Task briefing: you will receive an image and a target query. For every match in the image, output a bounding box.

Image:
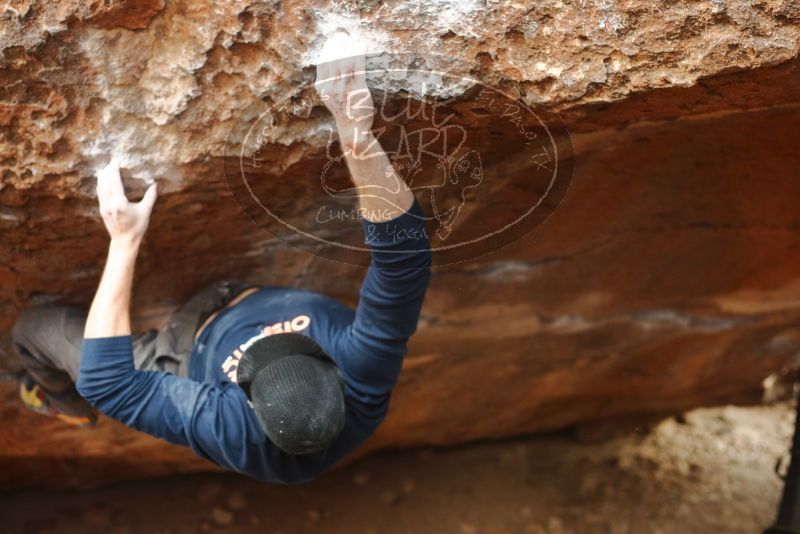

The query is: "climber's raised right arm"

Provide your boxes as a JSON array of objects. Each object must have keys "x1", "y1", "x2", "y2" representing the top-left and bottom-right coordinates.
[
  {"x1": 314, "y1": 52, "x2": 414, "y2": 221},
  {"x1": 316, "y1": 52, "x2": 432, "y2": 398}
]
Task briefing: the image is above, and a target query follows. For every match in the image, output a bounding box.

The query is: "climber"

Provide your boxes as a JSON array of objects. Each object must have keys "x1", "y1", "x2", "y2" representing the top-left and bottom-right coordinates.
[{"x1": 9, "y1": 50, "x2": 432, "y2": 483}]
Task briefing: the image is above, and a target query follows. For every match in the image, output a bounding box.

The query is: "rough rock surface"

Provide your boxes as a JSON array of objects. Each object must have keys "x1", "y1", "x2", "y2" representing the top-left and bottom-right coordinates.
[{"x1": 1, "y1": 0, "x2": 800, "y2": 488}]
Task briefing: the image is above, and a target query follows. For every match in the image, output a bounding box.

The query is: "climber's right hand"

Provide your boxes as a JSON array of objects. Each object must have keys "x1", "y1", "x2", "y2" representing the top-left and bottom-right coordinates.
[
  {"x1": 314, "y1": 40, "x2": 374, "y2": 153},
  {"x1": 95, "y1": 158, "x2": 158, "y2": 245}
]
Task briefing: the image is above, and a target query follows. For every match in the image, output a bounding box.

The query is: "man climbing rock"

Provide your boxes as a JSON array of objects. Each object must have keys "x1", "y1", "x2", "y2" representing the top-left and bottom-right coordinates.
[{"x1": 10, "y1": 50, "x2": 432, "y2": 483}]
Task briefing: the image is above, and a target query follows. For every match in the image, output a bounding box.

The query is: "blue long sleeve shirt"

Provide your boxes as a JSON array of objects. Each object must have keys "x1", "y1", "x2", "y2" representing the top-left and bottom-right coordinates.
[{"x1": 77, "y1": 199, "x2": 431, "y2": 484}]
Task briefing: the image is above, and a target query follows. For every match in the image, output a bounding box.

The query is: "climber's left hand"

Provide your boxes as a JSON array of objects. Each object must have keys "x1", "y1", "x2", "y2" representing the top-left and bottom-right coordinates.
[{"x1": 95, "y1": 158, "x2": 158, "y2": 245}]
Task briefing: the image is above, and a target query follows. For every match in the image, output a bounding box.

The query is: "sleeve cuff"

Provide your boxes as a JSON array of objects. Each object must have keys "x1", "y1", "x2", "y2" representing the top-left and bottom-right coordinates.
[{"x1": 362, "y1": 197, "x2": 429, "y2": 250}]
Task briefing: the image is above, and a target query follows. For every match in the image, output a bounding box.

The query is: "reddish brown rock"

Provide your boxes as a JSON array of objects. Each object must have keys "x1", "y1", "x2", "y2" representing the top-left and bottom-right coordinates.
[
  {"x1": 85, "y1": 0, "x2": 166, "y2": 31},
  {"x1": 1, "y1": 1, "x2": 799, "y2": 488}
]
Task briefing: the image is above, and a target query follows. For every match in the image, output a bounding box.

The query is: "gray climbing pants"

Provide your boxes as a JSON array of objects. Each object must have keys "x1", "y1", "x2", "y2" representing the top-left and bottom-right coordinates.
[{"x1": 11, "y1": 280, "x2": 255, "y2": 417}]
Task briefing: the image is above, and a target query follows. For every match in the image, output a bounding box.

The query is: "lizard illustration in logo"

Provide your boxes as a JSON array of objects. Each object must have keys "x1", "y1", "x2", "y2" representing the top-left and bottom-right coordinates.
[{"x1": 319, "y1": 124, "x2": 484, "y2": 240}]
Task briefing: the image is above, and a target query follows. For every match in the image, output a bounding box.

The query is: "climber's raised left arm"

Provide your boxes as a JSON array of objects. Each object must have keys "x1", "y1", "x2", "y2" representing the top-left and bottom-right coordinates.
[
  {"x1": 83, "y1": 159, "x2": 157, "y2": 339},
  {"x1": 75, "y1": 162, "x2": 265, "y2": 475}
]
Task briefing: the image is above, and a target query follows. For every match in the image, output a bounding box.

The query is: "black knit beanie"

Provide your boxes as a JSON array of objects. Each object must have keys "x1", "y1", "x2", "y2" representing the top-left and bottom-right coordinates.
[{"x1": 236, "y1": 333, "x2": 346, "y2": 455}]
